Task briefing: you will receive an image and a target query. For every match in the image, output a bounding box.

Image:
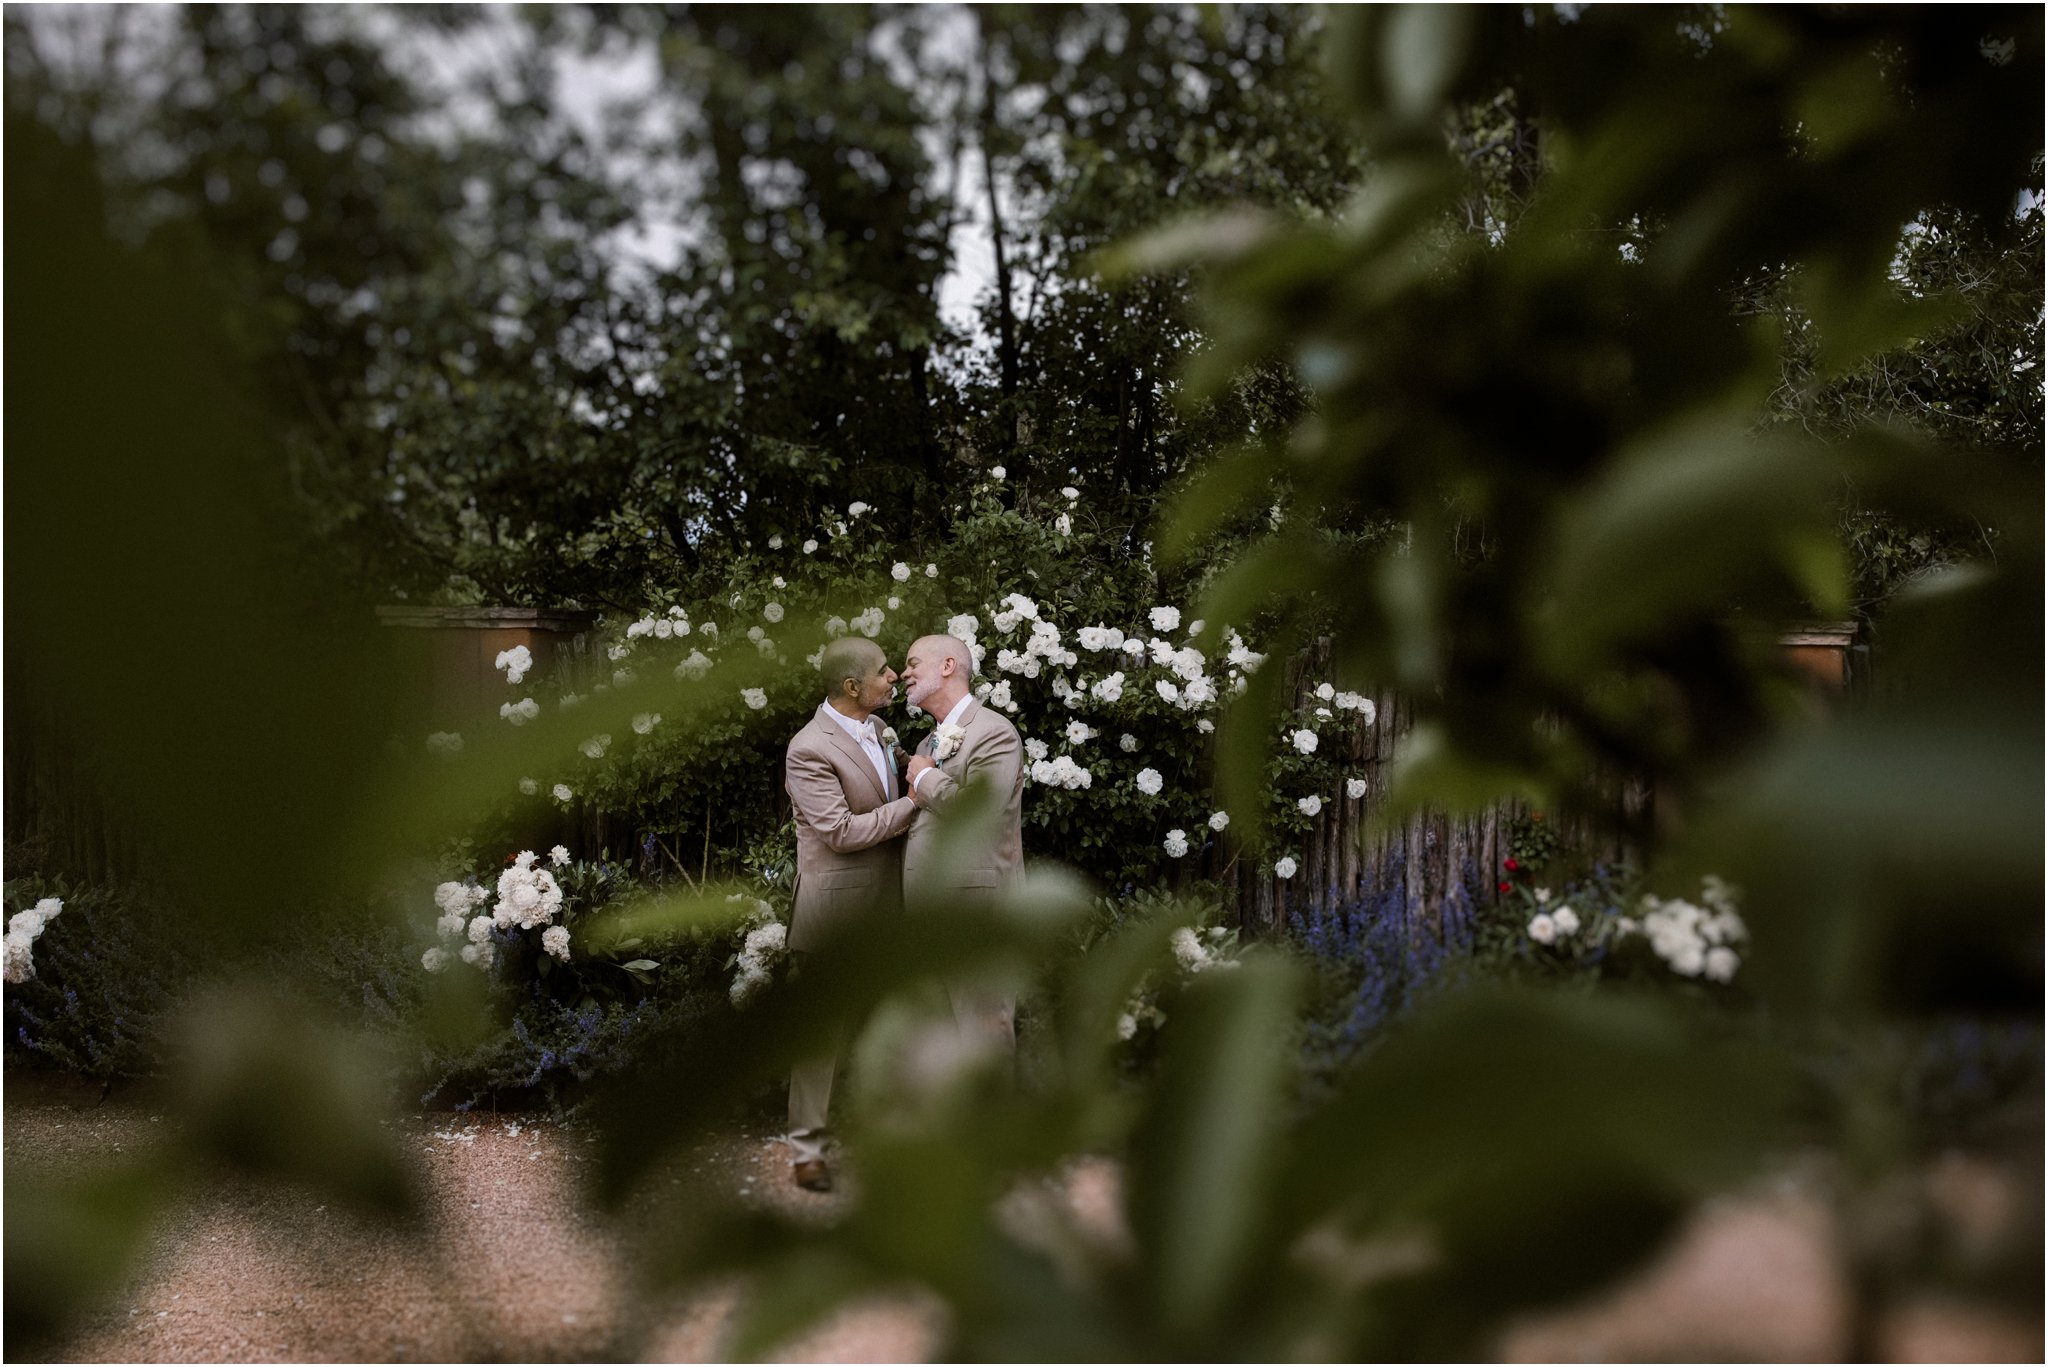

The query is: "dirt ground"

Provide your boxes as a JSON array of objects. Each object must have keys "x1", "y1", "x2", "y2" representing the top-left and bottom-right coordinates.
[{"x1": 6, "y1": 1074, "x2": 2039, "y2": 1363}]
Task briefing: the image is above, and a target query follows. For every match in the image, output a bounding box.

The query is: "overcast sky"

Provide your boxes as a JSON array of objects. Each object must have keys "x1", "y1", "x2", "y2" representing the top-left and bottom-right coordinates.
[{"x1": 386, "y1": 4, "x2": 1002, "y2": 340}]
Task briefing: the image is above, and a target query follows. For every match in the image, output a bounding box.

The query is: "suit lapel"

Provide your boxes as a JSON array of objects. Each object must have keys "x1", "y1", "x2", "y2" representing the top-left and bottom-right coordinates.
[{"x1": 814, "y1": 708, "x2": 888, "y2": 805}]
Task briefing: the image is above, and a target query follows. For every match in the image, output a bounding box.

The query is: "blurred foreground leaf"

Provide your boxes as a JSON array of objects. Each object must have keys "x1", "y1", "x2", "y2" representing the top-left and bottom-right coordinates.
[
  {"x1": 4, "y1": 1158, "x2": 169, "y2": 1353},
  {"x1": 171, "y1": 987, "x2": 420, "y2": 1219}
]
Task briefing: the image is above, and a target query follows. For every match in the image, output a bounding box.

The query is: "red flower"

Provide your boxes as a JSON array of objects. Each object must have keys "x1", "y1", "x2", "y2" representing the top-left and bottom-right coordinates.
[
  {"x1": 1497, "y1": 881, "x2": 1512, "y2": 893},
  {"x1": 1503, "y1": 858, "x2": 1520, "y2": 872}
]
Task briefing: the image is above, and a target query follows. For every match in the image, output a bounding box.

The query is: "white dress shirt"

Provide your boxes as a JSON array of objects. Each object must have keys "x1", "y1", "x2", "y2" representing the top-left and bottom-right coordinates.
[
  {"x1": 821, "y1": 702, "x2": 894, "y2": 799},
  {"x1": 912, "y1": 695, "x2": 974, "y2": 793}
]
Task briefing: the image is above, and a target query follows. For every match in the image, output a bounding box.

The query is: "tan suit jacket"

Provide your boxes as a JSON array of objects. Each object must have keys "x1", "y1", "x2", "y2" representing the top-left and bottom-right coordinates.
[
  {"x1": 785, "y1": 703, "x2": 916, "y2": 953},
  {"x1": 904, "y1": 695, "x2": 1025, "y2": 906}
]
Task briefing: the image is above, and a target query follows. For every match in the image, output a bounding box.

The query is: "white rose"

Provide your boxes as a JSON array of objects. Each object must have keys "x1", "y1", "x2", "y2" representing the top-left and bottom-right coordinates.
[
  {"x1": 1061, "y1": 485, "x2": 1080, "y2": 500},
  {"x1": 542, "y1": 926, "x2": 572, "y2": 962},
  {"x1": 519, "y1": 777, "x2": 538, "y2": 795},
  {"x1": 1208, "y1": 810, "x2": 1230, "y2": 831},
  {"x1": 892, "y1": 562, "x2": 912, "y2": 582},
  {"x1": 768, "y1": 534, "x2": 784, "y2": 549},
  {"x1": 848, "y1": 500, "x2": 870, "y2": 517},
  {"x1": 1298, "y1": 795, "x2": 1322, "y2": 817},
  {"x1": 742, "y1": 688, "x2": 768, "y2": 710},
  {"x1": 1528, "y1": 913, "x2": 1558, "y2": 945},
  {"x1": 1149, "y1": 606, "x2": 1181, "y2": 633},
  {"x1": 1135, "y1": 768, "x2": 1164, "y2": 796},
  {"x1": 632, "y1": 712, "x2": 661, "y2": 734},
  {"x1": 1552, "y1": 906, "x2": 1581, "y2": 936},
  {"x1": 552, "y1": 783, "x2": 574, "y2": 802},
  {"x1": 1120, "y1": 733, "x2": 1139, "y2": 752},
  {"x1": 1291, "y1": 729, "x2": 1318, "y2": 755},
  {"x1": 1704, "y1": 946, "x2": 1740, "y2": 983},
  {"x1": 990, "y1": 464, "x2": 1006, "y2": 480},
  {"x1": 802, "y1": 539, "x2": 819, "y2": 554},
  {"x1": 1346, "y1": 778, "x2": 1368, "y2": 800},
  {"x1": 421, "y1": 947, "x2": 450, "y2": 973},
  {"x1": 1273, "y1": 856, "x2": 1298, "y2": 880},
  {"x1": 549, "y1": 845, "x2": 571, "y2": 867},
  {"x1": 467, "y1": 916, "x2": 495, "y2": 945},
  {"x1": 926, "y1": 563, "x2": 938, "y2": 578},
  {"x1": 763, "y1": 602, "x2": 784, "y2": 623},
  {"x1": 1163, "y1": 829, "x2": 1189, "y2": 858}
]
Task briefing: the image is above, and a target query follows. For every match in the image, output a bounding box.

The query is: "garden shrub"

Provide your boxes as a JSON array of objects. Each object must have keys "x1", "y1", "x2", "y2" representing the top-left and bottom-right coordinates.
[
  {"x1": 3, "y1": 874, "x2": 213, "y2": 1082},
  {"x1": 439, "y1": 487, "x2": 1368, "y2": 902}
]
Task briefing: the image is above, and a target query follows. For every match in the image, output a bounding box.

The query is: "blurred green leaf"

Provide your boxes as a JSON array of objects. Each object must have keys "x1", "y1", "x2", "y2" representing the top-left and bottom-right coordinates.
[
  {"x1": 1289, "y1": 987, "x2": 1792, "y2": 1223},
  {"x1": 4, "y1": 1158, "x2": 170, "y2": 1352},
  {"x1": 1536, "y1": 408, "x2": 1841, "y2": 673},
  {"x1": 1094, "y1": 208, "x2": 1279, "y2": 280},
  {"x1": 1381, "y1": 4, "x2": 1474, "y2": 124},
  {"x1": 171, "y1": 987, "x2": 419, "y2": 1218},
  {"x1": 1128, "y1": 957, "x2": 1301, "y2": 1346}
]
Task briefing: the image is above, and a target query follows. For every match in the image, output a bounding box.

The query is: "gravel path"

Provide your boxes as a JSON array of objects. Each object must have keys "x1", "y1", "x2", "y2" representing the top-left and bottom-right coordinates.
[
  {"x1": 8, "y1": 1076, "x2": 2038, "y2": 1363},
  {"x1": 7, "y1": 1077, "x2": 946, "y2": 1363}
]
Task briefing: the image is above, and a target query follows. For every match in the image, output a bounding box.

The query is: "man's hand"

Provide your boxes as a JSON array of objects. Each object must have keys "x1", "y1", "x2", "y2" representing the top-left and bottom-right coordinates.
[{"x1": 906, "y1": 754, "x2": 935, "y2": 786}]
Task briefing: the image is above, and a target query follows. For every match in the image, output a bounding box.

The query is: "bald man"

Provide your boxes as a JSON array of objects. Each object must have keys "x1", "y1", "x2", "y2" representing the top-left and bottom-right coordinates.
[
  {"x1": 781, "y1": 636, "x2": 916, "y2": 1191},
  {"x1": 900, "y1": 633, "x2": 1026, "y2": 1053}
]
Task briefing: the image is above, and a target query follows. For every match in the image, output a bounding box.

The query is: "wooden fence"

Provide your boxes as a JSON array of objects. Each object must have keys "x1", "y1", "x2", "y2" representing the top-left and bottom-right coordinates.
[{"x1": 1214, "y1": 641, "x2": 1655, "y2": 941}]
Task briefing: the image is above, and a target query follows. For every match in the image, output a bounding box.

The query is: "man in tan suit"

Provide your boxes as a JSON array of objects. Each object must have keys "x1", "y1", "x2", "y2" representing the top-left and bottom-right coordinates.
[
  {"x1": 783, "y1": 636, "x2": 915, "y2": 1191},
  {"x1": 901, "y1": 633, "x2": 1026, "y2": 1052}
]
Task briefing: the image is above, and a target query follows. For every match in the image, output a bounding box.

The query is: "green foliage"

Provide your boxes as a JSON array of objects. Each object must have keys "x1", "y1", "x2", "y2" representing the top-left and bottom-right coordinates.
[
  {"x1": 4, "y1": 5, "x2": 2040, "y2": 1358},
  {"x1": 3, "y1": 875, "x2": 212, "y2": 1082}
]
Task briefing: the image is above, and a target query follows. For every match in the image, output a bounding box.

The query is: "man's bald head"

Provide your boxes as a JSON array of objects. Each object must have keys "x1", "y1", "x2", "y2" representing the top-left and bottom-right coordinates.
[
  {"x1": 903, "y1": 633, "x2": 975, "y2": 715},
  {"x1": 820, "y1": 636, "x2": 886, "y2": 705},
  {"x1": 910, "y1": 634, "x2": 973, "y2": 676}
]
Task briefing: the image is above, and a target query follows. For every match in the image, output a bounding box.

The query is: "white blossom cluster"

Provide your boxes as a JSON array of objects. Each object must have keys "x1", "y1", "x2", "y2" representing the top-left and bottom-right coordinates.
[
  {"x1": 1638, "y1": 876, "x2": 1747, "y2": 981},
  {"x1": 625, "y1": 607, "x2": 693, "y2": 642},
  {"x1": 4, "y1": 898, "x2": 64, "y2": 984},
  {"x1": 424, "y1": 878, "x2": 492, "y2": 971},
  {"x1": 500, "y1": 697, "x2": 540, "y2": 726},
  {"x1": 495, "y1": 644, "x2": 533, "y2": 684},
  {"x1": 1169, "y1": 925, "x2": 1239, "y2": 973},
  {"x1": 850, "y1": 606, "x2": 885, "y2": 638},
  {"x1": 728, "y1": 899, "x2": 787, "y2": 1006},
  {"x1": 1525, "y1": 900, "x2": 1583, "y2": 945},
  {"x1": 426, "y1": 731, "x2": 464, "y2": 756},
  {"x1": 1030, "y1": 753, "x2": 1095, "y2": 789},
  {"x1": 482, "y1": 851, "x2": 565, "y2": 938}
]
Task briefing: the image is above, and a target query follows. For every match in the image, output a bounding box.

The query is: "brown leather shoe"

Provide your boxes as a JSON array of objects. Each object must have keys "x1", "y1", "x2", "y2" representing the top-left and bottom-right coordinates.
[{"x1": 793, "y1": 1158, "x2": 832, "y2": 1192}]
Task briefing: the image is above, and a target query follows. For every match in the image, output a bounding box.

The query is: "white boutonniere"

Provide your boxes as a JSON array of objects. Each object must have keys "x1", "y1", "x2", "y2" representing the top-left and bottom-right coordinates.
[
  {"x1": 932, "y1": 721, "x2": 967, "y2": 762},
  {"x1": 880, "y1": 725, "x2": 899, "y2": 747}
]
